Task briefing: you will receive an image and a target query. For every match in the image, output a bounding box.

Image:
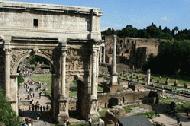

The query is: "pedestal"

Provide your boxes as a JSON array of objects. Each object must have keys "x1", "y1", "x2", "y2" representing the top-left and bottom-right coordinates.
[
  {"x1": 58, "y1": 96, "x2": 69, "y2": 125},
  {"x1": 111, "y1": 75, "x2": 118, "y2": 85},
  {"x1": 89, "y1": 98, "x2": 100, "y2": 126}
]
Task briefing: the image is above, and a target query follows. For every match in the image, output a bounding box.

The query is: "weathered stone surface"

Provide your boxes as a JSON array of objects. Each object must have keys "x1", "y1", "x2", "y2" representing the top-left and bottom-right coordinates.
[
  {"x1": 104, "y1": 35, "x2": 159, "y2": 68},
  {"x1": 0, "y1": 0, "x2": 102, "y2": 123}
]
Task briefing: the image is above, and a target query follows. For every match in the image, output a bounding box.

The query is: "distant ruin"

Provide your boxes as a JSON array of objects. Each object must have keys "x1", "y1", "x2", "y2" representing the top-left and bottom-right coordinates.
[{"x1": 104, "y1": 35, "x2": 159, "y2": 68}]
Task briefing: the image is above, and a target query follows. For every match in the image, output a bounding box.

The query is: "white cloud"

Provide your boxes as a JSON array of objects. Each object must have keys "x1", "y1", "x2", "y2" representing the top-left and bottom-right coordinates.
[{"x1": 160, "y1": 16, "x2": 169, "y2": 22}]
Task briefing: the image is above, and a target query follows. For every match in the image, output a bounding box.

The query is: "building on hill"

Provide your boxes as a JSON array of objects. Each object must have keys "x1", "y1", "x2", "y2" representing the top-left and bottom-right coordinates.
[{"x1": 103, "y1": 35, "x2": 159, "y2": 69}]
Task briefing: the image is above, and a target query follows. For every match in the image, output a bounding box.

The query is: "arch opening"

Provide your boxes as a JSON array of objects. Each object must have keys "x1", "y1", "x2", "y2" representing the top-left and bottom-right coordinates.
[
  {"x1": 108, "y1": 98, "x2": 119, "y2": 108},
  {"x1": 68, "y1": 78, "x2": 86, "y2": 120},
  {"x1": 17, "y1": 54, "x2": 55, "y2": 123}
]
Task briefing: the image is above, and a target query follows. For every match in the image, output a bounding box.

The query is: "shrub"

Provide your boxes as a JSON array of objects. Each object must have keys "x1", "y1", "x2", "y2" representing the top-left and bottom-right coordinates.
[{"x1": 0, "y1": 89, "x2": 20, "y2": 126}]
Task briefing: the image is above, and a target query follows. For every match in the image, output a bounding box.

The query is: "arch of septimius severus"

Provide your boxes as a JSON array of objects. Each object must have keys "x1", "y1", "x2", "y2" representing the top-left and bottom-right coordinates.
[{"x1": 0, "y1": 1, "x2": 104, "y2": 123}]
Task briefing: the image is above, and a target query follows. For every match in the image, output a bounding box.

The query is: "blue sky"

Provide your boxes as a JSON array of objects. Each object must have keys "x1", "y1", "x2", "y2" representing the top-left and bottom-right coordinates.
[{"x1": 15, "y1": 0, "x2": 190, "y2": 30}]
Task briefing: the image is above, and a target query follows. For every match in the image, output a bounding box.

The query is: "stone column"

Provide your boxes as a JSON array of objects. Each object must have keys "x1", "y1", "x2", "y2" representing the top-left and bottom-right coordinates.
[
  {"x1": 4, "y1": 48, "x2": 11, "y2": 99},
  {"x1": 61, "y1": 48, "x2": 67, "y2": 97},
  {"x1": 58, "y1": 43, "x2": 69, "y2": 124},
  {"x1": 111, "y1": 35, "x2": 118, "y2": 85},
  {"x1": 147, "y1": 69, "x2": 151, "y2": 85},
  {"x1": 97, "y1": 47, "x2": 100, "y2": 79},
  {"x1": 113, "y1": 35, "x2": 117, "y2": 74},
  {"x1": 91, "y1": 47, "x2": 98, "y2": 99},
  {"x1": 10, "y1": 74, "x2": 19, "y2": 115},
  {"x1": 99, "y1": 46, "x2": 102, "y2": 63},
  {"x1": 89, "y1": 45, "x2": 100, "y2": 124},
  {"x1": 103, "y1": 46, "x2": 106, "y2": 63}
]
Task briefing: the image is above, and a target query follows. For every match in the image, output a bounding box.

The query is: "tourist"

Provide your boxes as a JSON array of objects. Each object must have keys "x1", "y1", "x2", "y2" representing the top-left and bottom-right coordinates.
[
  {"x1": 40, "y1": 105, "x2": 43, "y2": 112},
  {"x1": 32, "y1": 104, "x2": 34, "y2": 111},
  {"x1": 176, "y1": 116, "x2": 181, "y2": 125},
  {"x1": 43, "y1": 106, "x2": 46, "y2": 111},
  {"x1": 27, "y1": 95, "x2": 30, "y2": 100},
  {"x1": 35, "y1": 104, "x2": 38, "y2": 111},
  {"x1": 46, "y1": 104, "x2": 49, "y2": 111},
  {"x1": 37, "y1": 105, "x2": 39, "y2": 111},
  {"x1": 39, "y1": 92, "x2": 42, "y2": 98},
  {"x1": 32, "y1": 93, "x2": 35, "y2": 98}
]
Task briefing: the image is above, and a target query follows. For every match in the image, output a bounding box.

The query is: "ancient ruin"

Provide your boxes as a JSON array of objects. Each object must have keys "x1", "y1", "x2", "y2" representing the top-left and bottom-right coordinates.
[
  {"x1": 0, "y1": 1, "x2": 102, "y2": 123},
  {"x1": 104, "y1": 35, "x2": 159, "y2": 68}
]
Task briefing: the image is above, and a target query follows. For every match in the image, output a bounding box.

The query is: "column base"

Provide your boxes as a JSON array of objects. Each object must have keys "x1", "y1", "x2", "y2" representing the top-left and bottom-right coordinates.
[
  {"x1": 111, "y1": 75, "x2": 118, "y2": 85},
  {"x1": 88, "y1": 114, "x2": 100, "y2": 126},
  {"x1": 109, "y1": 85, "x2": 122, "y2": 93},
  {"x1": 58, "y1": 112, "x2": 69, "y2": 125},
  {"x1": 10, "y1": 100, "x2": 18, "y2": 116},
  {"x1": 58, "y1": 96, "x2": 69, "y2": 124},
  {"x1": 88, "y1": 97, "x2": 100, "y2": 125}
]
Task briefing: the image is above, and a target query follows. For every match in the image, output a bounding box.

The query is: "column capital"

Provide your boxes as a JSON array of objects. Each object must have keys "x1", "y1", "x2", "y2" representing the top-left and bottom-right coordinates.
[
  {"x1": 3, "y1": 48, "x2": 11, "y2": 55},
  {"x1": 113, "y1": 34, "x2": 117, "y2": 39},
  {"x1": 61, "y1": 44, "x2": 67, "y2": 56},
  {"x1": 147, "y1": 69, "x2": 151, "y2": 74},
  {"x1": 93, "y1": 44, "x2": 100, "y2": 51}
]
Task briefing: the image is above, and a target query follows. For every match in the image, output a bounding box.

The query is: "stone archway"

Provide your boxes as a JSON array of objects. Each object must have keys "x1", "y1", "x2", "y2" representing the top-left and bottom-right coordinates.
[
  {"x1": 0, "y1": 36, "x2": 102, "y2": 123},
  {"x1": 108, "y1": 98, "x2": 119, "y2": 108},
  {"x1": 16, "y1": 54, "x2": 55, "y2": 120},
  {"x1": 0, "y1": 1, "x2": 103, "y2": 124},
  {"x1": 3, "y1": 38, "x2": 60, "y2": 120}
]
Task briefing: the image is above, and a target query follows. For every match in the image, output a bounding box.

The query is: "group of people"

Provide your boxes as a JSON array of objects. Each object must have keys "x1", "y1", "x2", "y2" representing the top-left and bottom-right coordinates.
[
  {"x1": 22, "y1": 81, "x2": 44, "y2": 100},
  {"x1": 19, "y1": 79, "x2": 51, "y2": 120},
  {"x1": 29, "y1": 101, "x2": 49, "y2": 112}
]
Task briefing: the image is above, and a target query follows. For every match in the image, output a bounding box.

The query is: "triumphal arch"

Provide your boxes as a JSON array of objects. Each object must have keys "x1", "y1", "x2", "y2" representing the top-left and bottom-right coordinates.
[{"x1": 0, "y1": 1, "x2": 102, "y2": 123}]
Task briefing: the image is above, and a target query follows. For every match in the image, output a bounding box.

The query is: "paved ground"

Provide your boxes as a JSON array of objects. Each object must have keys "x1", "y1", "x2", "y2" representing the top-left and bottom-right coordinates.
[
  {"x1": 19, "y1": 84, "x2": 50, "y2": 111},
  {"x1": 18, "y1": 77, "x2": 53, "y2": 125},
  {"x1": 153, "y1": 114, "x2": 190, "y2": 126}
]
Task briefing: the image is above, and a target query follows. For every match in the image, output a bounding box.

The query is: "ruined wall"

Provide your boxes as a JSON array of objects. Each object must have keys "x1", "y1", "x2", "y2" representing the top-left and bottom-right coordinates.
[
  {"x1": 98, "y1": 91, "x2": 149, "y2": 108},
  {"x1": 104, "y1": 35, "x2": 159, "y2": 68}
]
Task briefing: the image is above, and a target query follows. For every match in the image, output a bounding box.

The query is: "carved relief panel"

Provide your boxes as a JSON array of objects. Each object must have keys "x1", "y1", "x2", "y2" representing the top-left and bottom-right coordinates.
[
  {"x1": 10, "y1": 49, "x2": 31, "y2": 74},
  {"x1": 66, "y1": 44, "x2": 91, "y2": 82},
  {"x1": 10, "y1": 49, "x2": 54, "y2": 74}
]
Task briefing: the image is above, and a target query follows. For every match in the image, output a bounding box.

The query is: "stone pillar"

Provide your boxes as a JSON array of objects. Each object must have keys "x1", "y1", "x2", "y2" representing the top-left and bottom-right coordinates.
[
  {"x1": 99, "y1": 46, "x2": 102, "y2": 63},
  {"x1": 111, "y1": 35, "x2": 118, "y2": 85},
  {"x1": 113, "y1": 35, "x2": 117, "y2": 74},
  {"x1": 103, "y1": 46, "x2": 106, "y2": 63},
  {"x1": 97, "y1": 47, "x2": 100, "y2": 80},
  {"x1": 91, "y1": 47, "x2": 98, "y2": 99},
  {"x1": 4, "y1": 48, "x2": 11, "y2": 99},
  {"x1": 147, "y1": 69, "x2": 151, "y2": 85},
  {"x1": 58, "y1": 43, "x2": 69, "y2": 124},
  {"x1": 61, "y1": 49, "x2": 67, "y2": 97},
  {"x1": 88, "y1": 45, "x2": 100, "y2": 124},
  {"x1": 10, "y1": 74, "x2": 19, "y2": 115}
]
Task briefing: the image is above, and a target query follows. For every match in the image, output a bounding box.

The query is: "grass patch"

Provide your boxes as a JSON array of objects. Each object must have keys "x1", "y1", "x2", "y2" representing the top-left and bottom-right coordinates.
[
  {"x1": 121, "y1": 72, "x2": 190, "y2": 86},
  {"x1": 70, "y1": 80, "x2": 77, "y2": 98},
  {"x1": 159, "y1": 97, "x2": 190, "y2": 112},
  {"x1": 123, "y1": 104, "x2": 139, "y2": 113},
  {"x1": 18, "y1": 75, "x2": 24, "y2": 86}
]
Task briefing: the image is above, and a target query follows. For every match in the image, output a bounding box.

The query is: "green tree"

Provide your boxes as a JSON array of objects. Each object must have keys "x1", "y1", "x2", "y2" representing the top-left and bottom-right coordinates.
[{"x1": 0, "y1": 89, "x2": 20, "y2": 126}]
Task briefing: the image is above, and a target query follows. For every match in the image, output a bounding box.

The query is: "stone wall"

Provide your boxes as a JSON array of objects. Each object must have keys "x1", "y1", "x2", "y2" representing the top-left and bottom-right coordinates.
[
  {"x1": 98, "y1": 91, "x2": 149, "y2": 108},
  {"x1": 0, "y1": 1, "x2": 102, "y2": 40}
]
